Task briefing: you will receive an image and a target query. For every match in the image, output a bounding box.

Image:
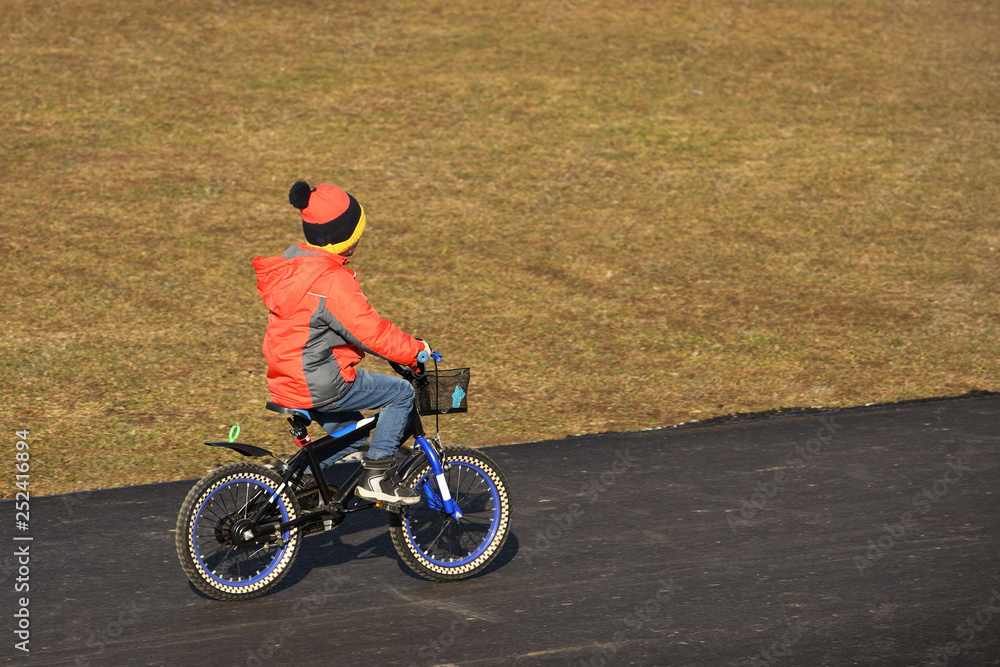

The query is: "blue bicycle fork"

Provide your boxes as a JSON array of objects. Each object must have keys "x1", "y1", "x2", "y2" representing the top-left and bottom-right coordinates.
[{"x1": 414, "y1": 435, "x2": 463, "y2": 521}]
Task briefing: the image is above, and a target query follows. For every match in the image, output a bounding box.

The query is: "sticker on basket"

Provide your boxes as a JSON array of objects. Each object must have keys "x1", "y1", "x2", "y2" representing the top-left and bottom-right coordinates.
[{"x1": 451, "y1": 385, "x2": 466, "y2": 409}]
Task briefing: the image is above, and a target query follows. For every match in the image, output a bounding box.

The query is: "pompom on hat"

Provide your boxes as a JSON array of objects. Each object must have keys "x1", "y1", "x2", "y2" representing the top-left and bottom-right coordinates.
[{"x1": 288, "y1": 180, "x2": 366, "y2": 254}]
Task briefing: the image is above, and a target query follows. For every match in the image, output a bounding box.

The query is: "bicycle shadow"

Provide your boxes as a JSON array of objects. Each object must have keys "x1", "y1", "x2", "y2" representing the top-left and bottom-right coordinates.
[
  {"x1": 269, "y1": 509, "x2": 519, "y2": 593},
  {"x1": 269, "y1": 463, "x2": 520, "y2": 594}
]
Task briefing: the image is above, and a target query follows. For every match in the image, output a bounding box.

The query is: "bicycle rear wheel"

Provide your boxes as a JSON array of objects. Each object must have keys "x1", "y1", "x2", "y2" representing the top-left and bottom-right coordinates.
[
  {"x1": 175, "y1": 462, "x2": 301, "y2": 601},
  {"x1": 390, "y1": 446, "x2": 511, "y2": 581}
]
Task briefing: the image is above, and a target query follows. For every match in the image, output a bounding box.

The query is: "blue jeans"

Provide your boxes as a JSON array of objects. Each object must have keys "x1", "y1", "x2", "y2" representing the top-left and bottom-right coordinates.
[{"x1": 311, "y1": 369, "x2": 415, "y2": 468}]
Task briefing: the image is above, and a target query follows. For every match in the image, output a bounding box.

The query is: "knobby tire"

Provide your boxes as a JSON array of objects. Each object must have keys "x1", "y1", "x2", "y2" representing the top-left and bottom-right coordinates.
[
  {"x1": 175, "y1": 462, "x2": 301, "y2": 601},
  {"x1": 389, "y1": 446, "x2": 512, "y2": 581}
]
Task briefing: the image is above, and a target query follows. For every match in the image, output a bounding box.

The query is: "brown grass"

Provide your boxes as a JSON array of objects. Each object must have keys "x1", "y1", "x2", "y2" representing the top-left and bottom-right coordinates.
[{"x1": 1, "y1": 0, "x2": 997, "y2": 496}]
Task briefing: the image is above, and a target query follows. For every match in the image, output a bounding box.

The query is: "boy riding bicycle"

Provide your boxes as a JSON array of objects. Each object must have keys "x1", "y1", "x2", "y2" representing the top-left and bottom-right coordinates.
[{"x1": 252, "y1": 180, "x2": 429, "y2": 505}]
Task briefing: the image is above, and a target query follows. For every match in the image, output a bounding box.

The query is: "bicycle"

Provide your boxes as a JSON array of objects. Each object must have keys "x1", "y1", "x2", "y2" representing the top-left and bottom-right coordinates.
[{"x1": 174, "y1": 351, "x2": 512, "y2": 601}]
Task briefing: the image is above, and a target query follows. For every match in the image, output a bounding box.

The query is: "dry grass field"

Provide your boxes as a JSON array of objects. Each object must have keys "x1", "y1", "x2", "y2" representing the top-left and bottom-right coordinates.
[{"x1": 1, "y1": 0, "x2": 997, "y2": 496}]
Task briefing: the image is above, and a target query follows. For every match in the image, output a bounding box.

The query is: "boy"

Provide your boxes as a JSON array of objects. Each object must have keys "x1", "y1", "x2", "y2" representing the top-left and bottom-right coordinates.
[{"x1": 252, "y1": 180, "x2": 430, "y2": 505}]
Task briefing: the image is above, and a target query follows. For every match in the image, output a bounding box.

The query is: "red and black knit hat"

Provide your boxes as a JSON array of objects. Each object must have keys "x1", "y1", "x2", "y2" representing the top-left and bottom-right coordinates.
[{"x1": 288, "y1": 180, "x2": 366, "y2": 254}]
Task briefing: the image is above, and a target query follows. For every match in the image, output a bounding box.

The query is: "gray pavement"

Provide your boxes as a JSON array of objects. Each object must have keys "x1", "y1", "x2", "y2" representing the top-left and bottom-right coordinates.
[{"x1": 3, "y1": 395, "x2": 999, "y2": 666}]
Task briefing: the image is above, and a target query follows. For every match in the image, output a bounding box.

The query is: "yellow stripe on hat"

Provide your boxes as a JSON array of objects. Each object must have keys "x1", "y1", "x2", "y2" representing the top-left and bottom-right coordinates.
[{"x1": 307, "y1": 206, "x2": 366, "y2": 255}]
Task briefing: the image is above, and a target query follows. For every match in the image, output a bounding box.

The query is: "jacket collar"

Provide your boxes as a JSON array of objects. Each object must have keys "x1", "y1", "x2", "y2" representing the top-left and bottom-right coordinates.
[{"x1": 283, "y1": 243, "x2": 350, "y2": 265}]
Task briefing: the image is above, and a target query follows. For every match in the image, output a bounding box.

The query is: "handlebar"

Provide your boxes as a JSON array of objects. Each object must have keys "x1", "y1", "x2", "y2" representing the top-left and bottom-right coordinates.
[
  {"x1": 417, "y1": 350, "x2": 443, "y2": 364},
  {"x1": 390, "y1": 350, "x2": 442, "y2": 380}
]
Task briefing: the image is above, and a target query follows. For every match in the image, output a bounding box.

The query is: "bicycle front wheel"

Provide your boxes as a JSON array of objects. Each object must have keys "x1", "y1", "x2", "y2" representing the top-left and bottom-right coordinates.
[
  {"x1": 390, "y1": 446, "x2": 511, "y2": 581},
  {"x1": 175, "y1": 462, "x2": 301, "y2": 601}
]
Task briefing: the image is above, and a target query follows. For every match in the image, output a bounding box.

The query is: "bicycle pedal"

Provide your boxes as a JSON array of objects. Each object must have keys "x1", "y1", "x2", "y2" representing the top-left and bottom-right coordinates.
[{"x1": 375, "y1": 501, "x2": 404, "y2": 513}]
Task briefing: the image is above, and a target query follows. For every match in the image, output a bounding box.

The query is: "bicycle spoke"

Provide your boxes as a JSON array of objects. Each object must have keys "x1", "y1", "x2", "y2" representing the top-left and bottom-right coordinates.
[
  {"x1": 214, "y1": 487, "x2": 235, "y2": 520},
  {"x1": 426, "y1": 521, "x2": 452, "y2": 554},
  {"x1": 460, "y1": 515, "x2": 488, "y2": 533},
  {"x1": 459, "y1": 514, "x2": 492, "y2": 529},
  {"x1": 238, "y1": 482, "x2": 259, "y2": 517},
  {"x1": 394, "y1": 452, "x2": 509, "y2": 576},
  {"x1": 453, "y1": 523, "x2": 473, "y2": 553},
  {"x1": 196, "y1": 536, "x2": 223, "y2": 551},
  {"x1": 458, "y1": 487, "x2": 491, "y2": 511},
  {"x1": 458, "y1": 524, "x2": 485, "y2": 555},
  {"x1": 200, "y1": 503, "x2": 228, "y2": 523},
  {"x1": 238, "y1": 483, "x2": 249, "y2": 518},
  {"x1": 196, "y1": 479, "x2": 288, "y2": 580}
]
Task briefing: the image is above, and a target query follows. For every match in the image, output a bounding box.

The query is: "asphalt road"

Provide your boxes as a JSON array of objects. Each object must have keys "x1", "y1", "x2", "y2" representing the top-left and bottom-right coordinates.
[{"x1": 3, "y1": 395, "x2": 999, "y2": 666}]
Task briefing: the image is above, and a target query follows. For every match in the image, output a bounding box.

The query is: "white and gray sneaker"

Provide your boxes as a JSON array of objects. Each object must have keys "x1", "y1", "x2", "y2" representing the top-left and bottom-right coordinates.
[{"x1": 355, "y1": 457, "x2": 420, "y2": 505}]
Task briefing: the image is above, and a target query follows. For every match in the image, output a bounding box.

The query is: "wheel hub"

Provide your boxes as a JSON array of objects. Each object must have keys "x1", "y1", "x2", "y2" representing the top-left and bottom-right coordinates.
[
  {"x1": 214, "y1": 515, "x2": 236, "y2": 546},
  {"x1": 228, "y1": 518, "x2": 262, "y2": 548}
]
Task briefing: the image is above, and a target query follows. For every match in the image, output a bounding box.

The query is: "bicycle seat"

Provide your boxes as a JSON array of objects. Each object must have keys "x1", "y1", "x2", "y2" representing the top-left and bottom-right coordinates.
[{"x1": 265, "y1": 401, "x2": 313, "y2": 424}]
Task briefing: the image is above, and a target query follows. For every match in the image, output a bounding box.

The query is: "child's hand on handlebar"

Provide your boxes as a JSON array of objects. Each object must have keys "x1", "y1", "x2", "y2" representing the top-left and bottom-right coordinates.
[{"x1": 411, "y1": 340, "x2": 432, "y2": 369}]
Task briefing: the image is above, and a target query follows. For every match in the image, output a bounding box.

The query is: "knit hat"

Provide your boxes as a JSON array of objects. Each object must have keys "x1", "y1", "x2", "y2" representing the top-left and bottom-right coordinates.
[{"x1": 288, "y1": 180, "x2": 366, "y2": 254}]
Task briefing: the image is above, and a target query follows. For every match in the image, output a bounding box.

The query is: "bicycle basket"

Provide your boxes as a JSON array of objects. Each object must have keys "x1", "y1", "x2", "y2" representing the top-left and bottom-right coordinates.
[{"x1": 413, "y1": 368, "x2": 470, "y2": 415}]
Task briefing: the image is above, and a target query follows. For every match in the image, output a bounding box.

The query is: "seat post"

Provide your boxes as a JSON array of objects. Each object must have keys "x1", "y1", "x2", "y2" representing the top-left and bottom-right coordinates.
[
  {"x1": 288, "y1": 416, "x2": 311, "y2": 447},
  {"x1": 267, "y1": 403, "x2": 315, "y2": 441}
]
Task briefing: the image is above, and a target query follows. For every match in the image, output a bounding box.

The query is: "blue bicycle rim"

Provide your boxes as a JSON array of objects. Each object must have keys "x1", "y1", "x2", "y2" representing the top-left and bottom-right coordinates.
[
  {"x1": 405, "y1": 461, "x2": 501, "y2": 568},
  {"x1": 192, "y1": 478, "x2": 291, "y2": 588}
]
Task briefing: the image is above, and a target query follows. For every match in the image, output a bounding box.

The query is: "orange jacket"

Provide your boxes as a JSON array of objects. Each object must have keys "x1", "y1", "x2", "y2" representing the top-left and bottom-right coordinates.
[{"x1": 252, "y1": 244, "x2": 423, "y2": 409}]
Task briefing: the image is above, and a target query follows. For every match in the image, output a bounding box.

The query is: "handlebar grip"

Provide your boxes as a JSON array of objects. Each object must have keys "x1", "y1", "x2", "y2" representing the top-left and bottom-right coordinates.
[{"x1": 416, "y1": 350, "x2": 444, "y2": 364}]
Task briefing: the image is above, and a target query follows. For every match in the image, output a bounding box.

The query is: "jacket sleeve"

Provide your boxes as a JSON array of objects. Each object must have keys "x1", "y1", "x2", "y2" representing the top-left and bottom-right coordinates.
[{"x1": 322, "y1": 269, "x2": 424, "y2": 365}]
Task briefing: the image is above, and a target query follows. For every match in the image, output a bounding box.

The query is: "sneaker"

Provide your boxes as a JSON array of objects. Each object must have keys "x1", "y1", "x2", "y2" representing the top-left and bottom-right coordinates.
[{"x1": 355, "y1": 457, "x2": 420, "y2": 505}]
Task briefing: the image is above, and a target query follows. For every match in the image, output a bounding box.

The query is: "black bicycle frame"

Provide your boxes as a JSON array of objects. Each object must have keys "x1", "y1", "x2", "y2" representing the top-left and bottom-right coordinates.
[{"x1": 248, "y1": 407, "x2": 444, "y2": 539}]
